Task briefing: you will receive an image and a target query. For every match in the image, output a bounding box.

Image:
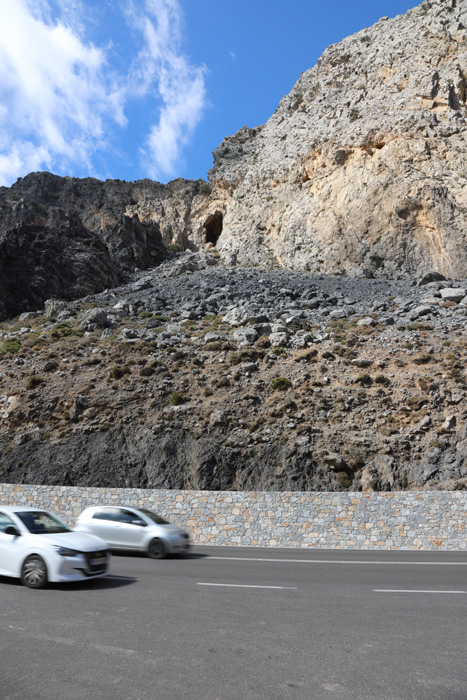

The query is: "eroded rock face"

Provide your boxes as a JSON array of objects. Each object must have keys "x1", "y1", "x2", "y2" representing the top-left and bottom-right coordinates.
[
  {"x1": 0, "y1": 173, "x2": 212, "y2": 317},
  {"x1": 208, "y1": 0, "x2": 467, "y2": 279},
  {"x1": 0, "y1": 215, "x2": 120, "y2": 319}
]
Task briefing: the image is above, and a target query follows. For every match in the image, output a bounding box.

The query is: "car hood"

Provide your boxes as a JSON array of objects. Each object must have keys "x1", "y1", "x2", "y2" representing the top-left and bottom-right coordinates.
[{"x1": 26, "y1": 531, "x2": 108, "y2": 551}]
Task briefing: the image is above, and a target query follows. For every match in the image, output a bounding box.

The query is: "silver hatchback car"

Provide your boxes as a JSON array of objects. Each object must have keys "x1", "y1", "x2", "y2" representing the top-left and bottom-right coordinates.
[{"x1": 75, "y1": 505, "x2": 190, "y2": 559}]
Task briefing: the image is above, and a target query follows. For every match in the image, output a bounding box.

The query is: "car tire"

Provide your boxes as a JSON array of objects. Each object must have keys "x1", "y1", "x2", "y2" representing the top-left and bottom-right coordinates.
[
  {"x1": 147, "y1": 538, "x2": 166, "y2": 559},
  {"x1": 21, "y1": 555, "x2": 48, "y2": 589}
]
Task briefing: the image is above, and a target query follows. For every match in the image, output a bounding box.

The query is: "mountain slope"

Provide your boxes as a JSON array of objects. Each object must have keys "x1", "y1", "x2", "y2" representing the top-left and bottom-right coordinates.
[{"x1": 0, "y1": 255, "x2": 466, "y2": 491}]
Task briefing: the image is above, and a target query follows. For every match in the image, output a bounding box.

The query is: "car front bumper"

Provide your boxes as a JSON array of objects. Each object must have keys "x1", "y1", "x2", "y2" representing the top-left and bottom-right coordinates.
[
  {"x1": 166, "y1": 538, "x2": 191, "y2": 554},
  {"x1": 50, "y1": 551, "x2": 111, "y2": 582}
]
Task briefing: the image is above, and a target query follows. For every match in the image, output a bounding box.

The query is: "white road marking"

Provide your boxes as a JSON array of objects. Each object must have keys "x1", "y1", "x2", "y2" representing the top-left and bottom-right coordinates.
[
  {"x1": 373, "y1": 589, "x2": 466, "y2": 594},
  {"x1": 208, "y1": 556, "x2": 467, "y2": 566},
  {"x1": 197, "y1": 582, "x2": 297, "y2": 590}
]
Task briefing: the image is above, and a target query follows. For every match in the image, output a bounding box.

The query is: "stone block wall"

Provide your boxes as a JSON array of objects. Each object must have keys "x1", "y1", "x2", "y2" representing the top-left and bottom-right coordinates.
[{"x1": 1, "y1": 484, "x2": 466, "y2": 550}]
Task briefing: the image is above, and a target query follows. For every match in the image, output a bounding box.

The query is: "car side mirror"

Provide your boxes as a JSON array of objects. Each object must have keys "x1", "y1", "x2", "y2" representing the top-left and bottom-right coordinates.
[
  {"x1": 4, "y1": 525, "x2": 20, "y2": 537},
  {"x1": 132, "y1": 519, "x2": 147, "y2": 527}
]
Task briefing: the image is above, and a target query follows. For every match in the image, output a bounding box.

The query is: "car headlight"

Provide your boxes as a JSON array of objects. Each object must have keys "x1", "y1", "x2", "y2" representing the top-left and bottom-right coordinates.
[{"x1": 53, "y1": 546, "x2": 79, "y2": 557}]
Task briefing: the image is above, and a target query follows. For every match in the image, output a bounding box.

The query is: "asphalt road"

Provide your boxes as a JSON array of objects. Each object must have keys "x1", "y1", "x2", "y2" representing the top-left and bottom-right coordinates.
[{"x1": 1, "y1": 546, "x2": 467, "y2": 700}]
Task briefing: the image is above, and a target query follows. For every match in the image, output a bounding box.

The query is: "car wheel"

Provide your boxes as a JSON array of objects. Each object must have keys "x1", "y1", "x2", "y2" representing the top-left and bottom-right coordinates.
[
  {"x1": 21, "y1": 555, "x2": 48, "y2": 589},
  {"x1": 147, "y1": 538, "x2": 166, "y2": 559}
]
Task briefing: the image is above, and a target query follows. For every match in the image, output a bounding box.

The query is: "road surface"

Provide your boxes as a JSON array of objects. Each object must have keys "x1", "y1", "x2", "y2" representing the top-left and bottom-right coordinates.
[{"x1": 1, "y1": 546, "x2": 466, "y2": 700}]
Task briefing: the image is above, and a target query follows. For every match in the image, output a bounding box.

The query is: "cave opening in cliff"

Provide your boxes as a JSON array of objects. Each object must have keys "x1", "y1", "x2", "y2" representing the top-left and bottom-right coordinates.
[{"x1": 204, "y1": 212, "x2": 223, "y2": 246}]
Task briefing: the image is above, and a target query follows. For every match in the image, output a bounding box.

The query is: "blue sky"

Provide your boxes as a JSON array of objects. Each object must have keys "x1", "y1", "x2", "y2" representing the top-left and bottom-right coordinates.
[{"x1": 0, "y1": 0, "x2": 417, "y2": 187}]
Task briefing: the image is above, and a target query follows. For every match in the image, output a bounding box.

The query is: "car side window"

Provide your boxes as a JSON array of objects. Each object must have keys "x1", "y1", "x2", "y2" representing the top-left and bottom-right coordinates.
[
  {"x1": 92, "y1": 509, "x2": 120, "y2": 521},
  {"x1": 115, "y1": 509, "x2": 137, "y2": 524},
  {"x1": 0, "y1": 512, "x2": 15, "y2": 533}
]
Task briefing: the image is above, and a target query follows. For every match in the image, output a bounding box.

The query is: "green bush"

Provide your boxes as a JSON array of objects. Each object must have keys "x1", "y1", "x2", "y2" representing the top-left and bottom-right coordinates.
[
  {"x1": 271, "y1": 377, "x2": 292, "y2": 391},
  {"x1": 170, "y1": 391, "x2": 188, "y2": 406},
  {"x1": 407, "y1": 322, "x2": 434, "y2": 331},
  {"x1": 374, "y1": 374, "x2": 390, "y2": 385},
  {"x1": 109, "y1": 365, "x2": 131, "y2": 380},
  {"x1": 355, "y1": 374, "x2": 373, "y2": 386},
  {"x1": 0, "y1": 338, "x2": 21, "y2": 354},
  {"x1": 139, "y1": 366, "x2": 155, "y2": 377},
  {"x1": 166, "y1": 243, "x2": 182, "y2": 253},
  {"x1": 25, "y1": 375, "x2": 45, "y2": 390},
  {"x1": 50, "y1": 323, "x2": 83, "y2": 339},
  {"x1": 337, "y1": 471, "x2": 352, "y2": 489}
]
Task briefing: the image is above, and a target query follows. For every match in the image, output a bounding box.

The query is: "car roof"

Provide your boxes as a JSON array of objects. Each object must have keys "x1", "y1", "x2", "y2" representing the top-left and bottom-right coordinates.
[
  {"x1": 87, "y1": 504, "x2": 144, "y2": 509},
  {"x1": 83, "y1": 505, "x2": 143, "y2": 512},
  {"x1": 0, "y1": 506, "x2": 49, "y2": 513}
]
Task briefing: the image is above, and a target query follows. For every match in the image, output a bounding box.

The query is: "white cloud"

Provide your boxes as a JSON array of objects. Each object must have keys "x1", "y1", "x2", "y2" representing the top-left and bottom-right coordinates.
[
  {"x1": 0, "y1": 0, "x2": 126, "y2": 185},
  {"x1": 0, "y1": 0, "x2": 207, "y2": 185},
  {"x1": 126, "y1": 0, "x2": 207, "y2": 179}
]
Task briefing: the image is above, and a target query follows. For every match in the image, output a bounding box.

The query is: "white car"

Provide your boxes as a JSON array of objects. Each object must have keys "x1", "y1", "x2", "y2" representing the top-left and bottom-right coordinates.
[
  {"x1": 0, "y1": 506, "x2": 111, "y2": 589},
  {"x1": 75, "y1": 505, "x2": 191, "y2": 558}
]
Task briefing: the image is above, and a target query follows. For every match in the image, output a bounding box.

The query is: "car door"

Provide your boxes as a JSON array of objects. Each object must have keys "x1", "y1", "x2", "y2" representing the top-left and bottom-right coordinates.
[
  {"x1": 85, "y1": 508, "x2": 123, "y2": 546},
  {"x1": 0, "y1": 511, "x2": 24, "y2": 577},
  {"x1": 110, "y1": 509, "x2": 147, "y2": 549}
]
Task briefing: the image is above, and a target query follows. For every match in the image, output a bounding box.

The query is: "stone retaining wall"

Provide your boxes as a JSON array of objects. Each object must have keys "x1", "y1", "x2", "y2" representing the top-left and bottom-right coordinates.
[{"x1": 1, "y1": 484, "x2": 466, "y2": 550}]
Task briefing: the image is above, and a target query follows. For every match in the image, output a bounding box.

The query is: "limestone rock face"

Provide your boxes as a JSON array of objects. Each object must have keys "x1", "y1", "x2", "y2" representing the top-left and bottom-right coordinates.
[{"x1": 208, "y1": 0, "x2": 467, "y2": 279}]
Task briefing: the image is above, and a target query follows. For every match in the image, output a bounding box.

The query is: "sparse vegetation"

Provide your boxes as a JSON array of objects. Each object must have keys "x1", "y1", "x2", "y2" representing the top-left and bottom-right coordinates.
[
  {"x1": 170, "y1": 391, "x2": 188, "y2": 406},
  {"x1": 355, "y1": 374, "x2": 373, "y2": 386},
  {"x1": 0, "y1": 339, "x2": 21, "y2": 354},
  {"x1": 25, "y1": 375, "x2": 45, "y2": 390},
  {"x1": 109, "y1": 365, "x2": 131, "y2": 380},
  {"x1": 271, "y1": 377, "x2": 292, "y2": 391}
]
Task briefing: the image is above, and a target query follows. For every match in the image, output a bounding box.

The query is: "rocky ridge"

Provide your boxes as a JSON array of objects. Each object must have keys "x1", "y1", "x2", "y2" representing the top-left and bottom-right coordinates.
[{"x1": 0, "y1": 251, "x2": 465, "y2": 491}]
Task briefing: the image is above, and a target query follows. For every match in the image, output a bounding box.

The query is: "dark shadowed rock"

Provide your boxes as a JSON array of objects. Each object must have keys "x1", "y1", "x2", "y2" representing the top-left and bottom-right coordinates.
[
  {"x1": 0, "y1": 216, "x2": 120, "y2": 318},
  {"x1": 0, "y1": 171, "x2": 212, "y2": 318}
]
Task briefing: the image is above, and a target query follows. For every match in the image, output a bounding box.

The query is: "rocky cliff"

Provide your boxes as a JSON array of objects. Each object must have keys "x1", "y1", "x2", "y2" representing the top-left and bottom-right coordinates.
[
  {"x1": 209, "y1": 0, "x2": 467, "y2": 279},
  {"x1": 2, "y1": 0, "x2": 467, "y2": 323}
]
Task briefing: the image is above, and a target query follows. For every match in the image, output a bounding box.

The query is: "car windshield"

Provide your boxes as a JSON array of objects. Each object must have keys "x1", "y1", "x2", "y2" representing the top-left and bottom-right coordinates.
[
  {"x1": 15, "y1": 511, "x2": 71, "y2": 534},
  {"x1": 138, "y1": 508, "x2": 169, "y2": 525}
]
